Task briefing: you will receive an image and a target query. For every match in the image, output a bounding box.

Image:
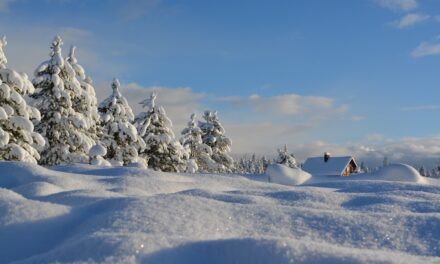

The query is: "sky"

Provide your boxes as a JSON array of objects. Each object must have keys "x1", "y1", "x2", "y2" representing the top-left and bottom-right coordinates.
[{"x1": 1, "y1": 0, "x2": 440, "y2": 166}]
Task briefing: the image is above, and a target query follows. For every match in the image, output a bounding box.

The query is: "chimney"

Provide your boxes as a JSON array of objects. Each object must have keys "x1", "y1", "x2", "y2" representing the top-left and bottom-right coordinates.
[{"x1": 324, "y1": 152, "x2": 331, "y2": 162}]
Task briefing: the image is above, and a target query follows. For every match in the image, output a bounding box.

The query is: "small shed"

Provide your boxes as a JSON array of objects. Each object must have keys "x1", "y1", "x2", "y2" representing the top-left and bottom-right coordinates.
[{"x1": 302, "y1": 153, "x2": 358, "y2": 176}]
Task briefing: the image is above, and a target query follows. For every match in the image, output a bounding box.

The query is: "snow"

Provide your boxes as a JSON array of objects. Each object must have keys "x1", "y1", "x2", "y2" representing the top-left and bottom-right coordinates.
[
  {"x1": 266, "y1": 164, "x2": 312, "y2": 185},
  {"x1": 0, "y1": 161, "x2": 440, "y2": 263}
]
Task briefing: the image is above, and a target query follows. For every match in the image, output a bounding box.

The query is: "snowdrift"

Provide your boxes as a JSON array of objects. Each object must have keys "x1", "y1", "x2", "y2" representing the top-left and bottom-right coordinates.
[
  {"x1": 266, "y1": 164, "x2": 311, "y2": 185},
  {"x1": 0, "y1": 161, "x2": 440, "y2": 263}
]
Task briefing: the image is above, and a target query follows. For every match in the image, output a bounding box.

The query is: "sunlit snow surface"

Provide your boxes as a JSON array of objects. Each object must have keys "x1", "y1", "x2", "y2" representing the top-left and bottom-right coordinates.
[{"x1": 0, "y1": 161, "x2": 440, "y2": 263}]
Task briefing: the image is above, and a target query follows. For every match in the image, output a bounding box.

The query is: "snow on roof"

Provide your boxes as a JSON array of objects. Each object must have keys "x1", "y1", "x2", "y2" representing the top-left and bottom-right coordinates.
[{"x1": 302, "y1": 156, "x2": 356, "y2": 176}]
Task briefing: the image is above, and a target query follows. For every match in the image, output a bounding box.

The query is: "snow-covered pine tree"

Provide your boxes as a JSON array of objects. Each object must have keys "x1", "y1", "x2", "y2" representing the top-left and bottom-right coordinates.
[
  {"x1": 98, "y1": 78, "x2": 146, "y2": 166},
  {"x1": 275, "y1": 144, "x2": 298, "y2": 168},
  {"x1": 180, "y1": 113, "x2": 218, "y2": 173},
  {"x1": 0, "y1": 36, "x2": 45, "y2": 163},
  {"x1": 31, "y1": 36, "x2": 95, "y2": 165},
  {"x1": 66, "y1": 46, "x2": 101, "y2": 143},
  {"x1": 199, "y1": 110, "x2": 234, "y2": 173},
  {"x1": 135, "y1": 92, "x2": 187, "y2": 172}
]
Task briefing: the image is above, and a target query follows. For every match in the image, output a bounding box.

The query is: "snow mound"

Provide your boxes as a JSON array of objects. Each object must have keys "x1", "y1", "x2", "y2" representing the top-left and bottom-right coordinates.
[
  {"x1": 374, "y1": 163, "x2": 427, "y2": 183},
  {"x1": 12, "y1": 181, "x2": 64, "y2": 198},
  {"x1": 266, "y1": 164, "x2": 312, "y2": 185}
]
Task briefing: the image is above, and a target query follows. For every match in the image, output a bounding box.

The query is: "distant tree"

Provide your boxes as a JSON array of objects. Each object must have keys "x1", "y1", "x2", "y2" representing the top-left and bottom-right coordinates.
[
  {"x1": 383, "y1": 156, "x2": 389, "y2": 167},
  {"x1": 360, "y1": 161, "x2": 369, "y2": 173},
  {"x1": 418, "y1": 166, "x2": 426, "y2": 177},
  {"x1": 199, "y1": 110, "x2": 234, "y2": 172},
  {"x1": 98, "y1": 78, "x2": 146, "y2": 166},
  {"x1": 135, "y1": 92, "x2": 187, "y2": 172},
  {"x1": 0, "y1": 36, "x2": 45, "y2": 163},
  {"x1": 180, "y1": 113, "x2": 217, "y2": 172},
  {"x1": 275, "y1": 144, "x2": 298, "y2": 168},
  {"x1": 31, "y1": 36, "x2": 95, "y2": 165}
]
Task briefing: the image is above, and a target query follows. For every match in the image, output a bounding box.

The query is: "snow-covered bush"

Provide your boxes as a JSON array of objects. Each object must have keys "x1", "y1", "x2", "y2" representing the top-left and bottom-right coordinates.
[
  {"x1": 0, "y1": 36, "x2": 45, "y2": 163},
  {"x1": 31, "y1": 36, "x2": 96, "y2": 165},
  {"x1": 275, "y1": 145, "x2": 298, "y2": 168},
  {"x1": 98, "y1": 78, "x2": 146, "y2": 166},
  {"x1": 199, "y1": 110, "x2": 234, "y2": 172},
  {"x1": 135, "y1": 93, "x2": 187, "y2": 172},
  {"x1": 180, "y1": 113, "x2": 218, "y2": 173},
  {"x1": 89, "y1": 144, "x2": 111, "y2": 166}
]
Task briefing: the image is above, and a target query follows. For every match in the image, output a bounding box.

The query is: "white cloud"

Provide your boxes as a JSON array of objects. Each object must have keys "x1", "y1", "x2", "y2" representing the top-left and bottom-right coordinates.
[
  {"x1": 222, "y1": 93, "x2": 347, "y2": 117},
  {"x1": 401, "y1": 105, "x2": 440, "y2": 111},
  {"x1": 393, "y1": 13, "x2": 430, "y2": 28},
  {"x1": 376, "y1": 0, "x2": 418, "y2": 11},
  {"x1": 411, "y1": 41, "x2": 440, "y2": 58},
  {"x1": 367, "y1": 133, "x2": 385, "y2": 141},
  {"x1": 351, "y1": 115, "x2": 365, "y2": 122},
  {"x1": 0, "y1": 0, "x2": 16, "y2": 12},
  {"x1": 116, "y1": 0, "x2": 162, "y2": 20},
  {"x1": 293, "y1": 135, "x2": 440, "y2": 167}
]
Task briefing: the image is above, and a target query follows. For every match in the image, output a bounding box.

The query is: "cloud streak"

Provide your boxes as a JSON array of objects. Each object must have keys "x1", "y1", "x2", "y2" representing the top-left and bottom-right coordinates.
[
  {"x1": 411, "y1": 41, "x2": 440, "y2": 58},
  {"x1": 393, "y1": 13, "x2": 430, "y2": 28},
  {"x1": 376, "y1": 0, "x2": 418, "y2": 11}
]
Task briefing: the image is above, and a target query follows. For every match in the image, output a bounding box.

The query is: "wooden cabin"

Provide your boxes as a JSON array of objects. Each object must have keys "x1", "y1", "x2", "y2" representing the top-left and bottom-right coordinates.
[{"x1": 302, "y1": 152, "x2": 358, "y2": 176}]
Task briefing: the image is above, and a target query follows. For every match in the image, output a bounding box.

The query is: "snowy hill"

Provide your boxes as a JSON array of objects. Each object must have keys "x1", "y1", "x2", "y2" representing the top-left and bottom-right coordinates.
[{"x1": 1, "y1": 162, "x2": 440, "y2": 263}]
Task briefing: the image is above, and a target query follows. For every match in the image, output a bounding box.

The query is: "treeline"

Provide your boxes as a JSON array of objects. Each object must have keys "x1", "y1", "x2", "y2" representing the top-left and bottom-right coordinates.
[{"x1": 0, "y1": 36, "x2": 234, "y2": 173}]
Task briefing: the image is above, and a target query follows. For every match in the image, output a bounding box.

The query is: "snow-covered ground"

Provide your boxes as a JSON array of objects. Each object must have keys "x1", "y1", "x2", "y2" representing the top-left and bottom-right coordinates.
[{"x1": 1, "y1": 161, "x2": 440, "y2": 263}]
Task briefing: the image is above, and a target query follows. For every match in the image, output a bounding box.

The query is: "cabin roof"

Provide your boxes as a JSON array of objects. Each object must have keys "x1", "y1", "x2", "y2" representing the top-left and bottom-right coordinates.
[{"x1": 302, "y1": 156, "x2": 357, "y2": 176}]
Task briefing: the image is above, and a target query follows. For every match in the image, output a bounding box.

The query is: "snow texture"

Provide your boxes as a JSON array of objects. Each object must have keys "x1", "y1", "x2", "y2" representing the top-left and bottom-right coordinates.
[
  {"x1": 0, "y1": 36, "x2": 45, "y2": 164},
  {"x1": 0, "y1": 161, "x2": 439, "y2": 263}
]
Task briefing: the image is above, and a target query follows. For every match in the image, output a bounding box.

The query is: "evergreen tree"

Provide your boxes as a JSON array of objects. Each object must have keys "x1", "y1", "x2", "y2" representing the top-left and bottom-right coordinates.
[
  {"x1": 276, "y1": 144, "x2": 297, "y2": 168},
  {"x1": 0, "y1": 36, "x2": 45, "y2": 163},
  {"x1": 180, "y1": 113, "x2": 217, "y2": 172},
  {"x1": 360, "y1": 161, "x2": 369, "y2": 173},
  {"x1": 418, "y1": 166, "x2": 426, "y2": 177},
  {"x1": 98, "y1": 78, "x2": 146, "y2": 166},
  {"x1": 66, "y1": 46, "x2": 101, "y2": 143},
  {"x1": 199, "y1": 110, "x2": 234, "y2": 172},
  {"x1": 31, "y1": 36, "x2": 94, "y2": 165},
  {"x1": 134, "y1": 92, "x2": 187, "y2": 172}
]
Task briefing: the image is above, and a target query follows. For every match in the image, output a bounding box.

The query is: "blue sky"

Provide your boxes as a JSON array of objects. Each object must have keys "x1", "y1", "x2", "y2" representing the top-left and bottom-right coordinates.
[{"x1": 1, "y1": 0, "x2": 440, "y2": 164}]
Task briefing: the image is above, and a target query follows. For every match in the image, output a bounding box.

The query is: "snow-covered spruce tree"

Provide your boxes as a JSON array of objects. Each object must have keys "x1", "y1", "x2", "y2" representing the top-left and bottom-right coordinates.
[
  {"x1": 180, "y1": 113, "x2": 218, "y2": 173},
  {"x1": 31, "y1": 36, "x2": 95, "y2": 165},
  {"x1": 66, "y1": 46, "x2": 101, "y2": 143},
  {"x1": 0, "y1": 36, "x2": 45, "y2": 163},
  {"x1": 98, "y1": 78, "x2": 146, "y2": 166},
  {"x1": 276, "y1": 144, "x2": 298, "y2": 168},
  {"x1": 135, "y1": 92, "x2": 187, "y2": 172},
  {"x1": 199, "y1": 110, "x2": 234, "y2": 173}
]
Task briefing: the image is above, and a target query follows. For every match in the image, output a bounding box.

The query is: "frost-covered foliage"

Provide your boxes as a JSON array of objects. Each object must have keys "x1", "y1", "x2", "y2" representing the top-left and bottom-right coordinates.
[
  {"x1": 275, "y1": 145, "x2": 298, "y2": 168},
  {"x1": 135, "y1": 93, "x2": 187, "y2": 172},
  {"x1": 235, "y1": 154, "x2": 270, "y2": 174},
  {"x1": 0, "y1": 36, "x2": 45, "y2": 163},
  {"x1": 31, "y1": 36, "x2": 96, "y2": 165},
  {"x1": 66, "y1": 46, "x2": 101, "y2": 142},
  {"x1": 180, "y1": 113, "x2": 218, "y2": 173},
  {"x1": 98, "y1": 79, "x2": 146, "y2": 166},
  {"x1": 199, "y1": 110, "x2": 234, "y2": 172}
]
